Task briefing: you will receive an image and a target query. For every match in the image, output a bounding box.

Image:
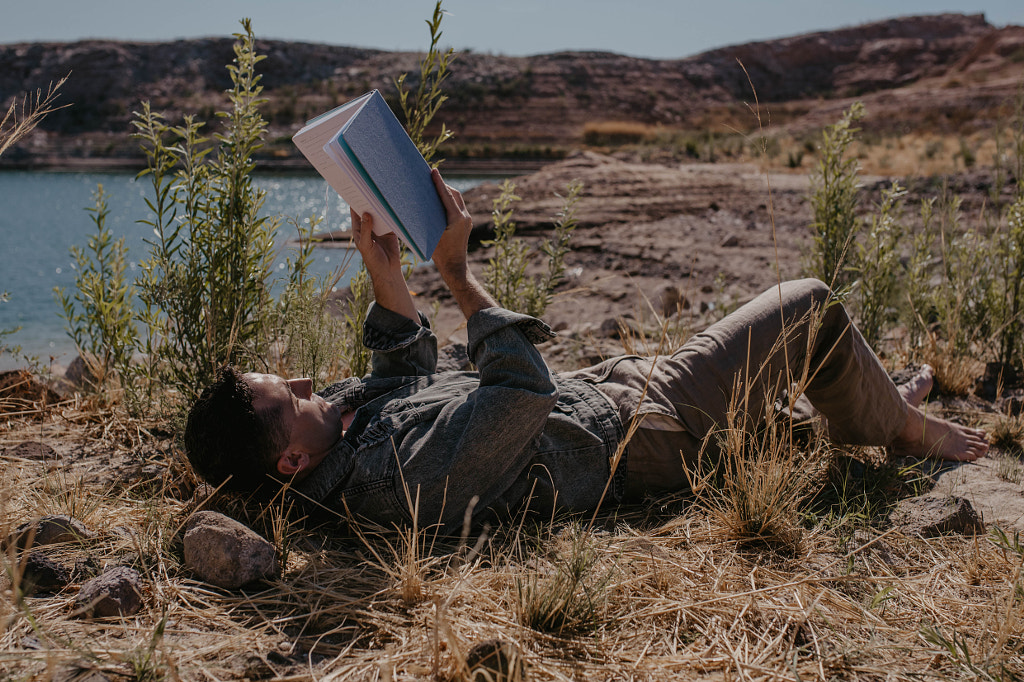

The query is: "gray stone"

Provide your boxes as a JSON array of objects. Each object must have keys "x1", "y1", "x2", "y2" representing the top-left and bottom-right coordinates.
[
  {"x1": 183, "y1": 511, "x2": 277, "y2": 589},
  {"x1": 64, "y1": 355, "x2": 99, "y2": 388},
  {"x1": 892, "y1": 494, "x2": 985, "y2": 537},
  {"x1": 7, "y1": 515, "x2": 95, "y2": 550},
  {"x1": 925, "y1": 457, "x2": 1024, "y2": 533},
  {"x1": 74, "y1": 566, "x2": 144, "y2": 618},
  {"x1": 654, "y1": 284, "x2": 689, "y2": 318},
  {"x1": 436, "y1": 342, "x2": 472, "y2": 373},
  {"x1": 599, "y1": 315, "x2": 640, "y2": 339}
]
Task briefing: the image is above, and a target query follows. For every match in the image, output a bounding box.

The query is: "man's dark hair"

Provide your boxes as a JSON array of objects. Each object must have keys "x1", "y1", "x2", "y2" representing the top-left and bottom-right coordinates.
[{"x1": 184, "y1": 366, "x2": 289, "y2": 493}]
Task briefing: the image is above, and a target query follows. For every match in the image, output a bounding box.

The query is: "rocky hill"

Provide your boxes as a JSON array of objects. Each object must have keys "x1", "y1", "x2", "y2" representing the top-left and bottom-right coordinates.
[{"x1": 1, "y1": 12, "x2": 1022, "y2": 168}]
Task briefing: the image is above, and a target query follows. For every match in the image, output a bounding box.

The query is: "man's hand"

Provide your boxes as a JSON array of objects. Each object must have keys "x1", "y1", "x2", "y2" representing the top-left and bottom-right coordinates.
[
  {"x1": 430, "y1": 169, "x2": 499, "y2": 320},
  {"x1": 352, "y1": 209, "x2": 418, "y2": 323},
  {"x1": 430, "y1": 168, "x2": 474, "y2": 282}
]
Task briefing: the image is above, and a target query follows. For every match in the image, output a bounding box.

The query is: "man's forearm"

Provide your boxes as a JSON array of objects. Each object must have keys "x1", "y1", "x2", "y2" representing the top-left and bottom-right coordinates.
[
  {"x1": 371, "y1": 273, "x2": 419, "y2": 324},
  {"x1": 440, "y1": 265, "x2": 498, "y2": 321},
  {"x1": 429, "y1": 169, "x2": 499, "y2": 321}
]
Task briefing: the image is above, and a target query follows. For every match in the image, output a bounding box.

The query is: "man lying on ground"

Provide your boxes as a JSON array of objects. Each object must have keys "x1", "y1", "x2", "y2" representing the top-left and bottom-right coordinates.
[{"x1": 185, "y1": 170, "x2": 988, "y2": 529}]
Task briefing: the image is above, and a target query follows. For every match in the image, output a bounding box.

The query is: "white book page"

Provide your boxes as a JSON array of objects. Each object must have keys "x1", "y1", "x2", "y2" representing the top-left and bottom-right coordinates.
[
  {"x1": 322, "y1": 142, "x2": 398, "y2": 235},
  {"x1": 291, "y1": 93, "x2": 393, "y2": 236}
]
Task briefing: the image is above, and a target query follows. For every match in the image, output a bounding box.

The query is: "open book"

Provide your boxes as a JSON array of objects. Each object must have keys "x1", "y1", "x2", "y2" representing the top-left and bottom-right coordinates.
[{"x1": 292, "y1": 90, "x2": 447, "y2": 261}]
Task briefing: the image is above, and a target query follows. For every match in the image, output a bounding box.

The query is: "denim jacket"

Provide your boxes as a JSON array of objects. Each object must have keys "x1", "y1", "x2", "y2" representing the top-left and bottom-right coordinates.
[{"x1": 289, "y1": 302, "x2": 625, "y2": 530}]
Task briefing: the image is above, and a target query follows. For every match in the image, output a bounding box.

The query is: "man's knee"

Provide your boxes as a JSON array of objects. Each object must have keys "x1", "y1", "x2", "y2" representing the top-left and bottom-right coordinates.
[
  {"x1": 778, "y1": 278, "x2": 851, "y2": 332},
  {"x1": 790, "y1": 278, "x2": 832, "y2": 306}
]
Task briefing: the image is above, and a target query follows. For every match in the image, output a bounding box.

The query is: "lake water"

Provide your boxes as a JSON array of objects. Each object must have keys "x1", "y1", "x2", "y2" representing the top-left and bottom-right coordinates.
[{"x1": 0, "y1": 170, "x2": 486, "y2": 370}]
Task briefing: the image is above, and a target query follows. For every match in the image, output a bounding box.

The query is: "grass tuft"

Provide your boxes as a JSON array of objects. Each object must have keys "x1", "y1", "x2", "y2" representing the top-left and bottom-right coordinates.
[
  {"x1": 514, "y1": 524, "x2": 612, "y2": 635},
  {"x1": 989, "y1": 413, "x2": 1024, "y2": 454},
  {"x1": 922, "y1": 336, "x2": 984, "y2": 397}
]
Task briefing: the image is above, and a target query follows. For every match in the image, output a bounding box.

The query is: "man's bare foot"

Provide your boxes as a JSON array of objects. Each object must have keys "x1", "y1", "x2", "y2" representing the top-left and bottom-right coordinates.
[
  {"x1": 891, "y1": 404, "x2": 989, "y2": 462},
  {"x1": 897, "y1": 364, "x2": 935, "y2": 408}
]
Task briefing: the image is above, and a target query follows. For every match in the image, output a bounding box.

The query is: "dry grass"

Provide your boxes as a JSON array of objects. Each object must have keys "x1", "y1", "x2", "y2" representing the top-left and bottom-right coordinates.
[
  {"x1": 0, "y1": 76, "x2": 68, "y2": 159},
  {"x1": 3, "y1": 390, "x2": 1021, "y2": 681},
  {"x1": 921, "y1": 337, "x2": 986, "y2": 397},
  {"x1": 989, "y1": 413, "x2": 1024, "y2": 454},
  {"x1": 581, "y1": 120, "x2": 659, "y2": 146}
]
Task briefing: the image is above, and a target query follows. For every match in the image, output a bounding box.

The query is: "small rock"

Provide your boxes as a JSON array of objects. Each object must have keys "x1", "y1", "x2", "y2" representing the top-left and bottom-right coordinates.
[
  {"x1": 74, "y1": 567, "x2": 144, "y2": 618},
  {"x1": 7, "y1": 515, "x2": 95, "y2": 550},
  {"x1": 620, "y1": 537, "x2": 670, "y2": 559},
  {"x1": 599, "y1": 317, "x2": 619, "y2": 338},
  {"x1": 65, "y1": 355, "x2": 99, "y2": 388},
  {"x1": 892, "y1": 494, "x2": 985, "y2": 537},
  {"x1": 7, "y1": 441, "x2": 57, "y2": 460},
  {"x1": 20, "y1": 636, "x2": 42, "y2": 650},
  {"x1": 465, "y1": 639, "x2": 524, "y2": 682},
  {"x1": 997, "y1": 391, "x2": 1024, "y2": 417},
  {"x1": 721, "y1": 234, "x2": 740, "y2": 247},
  {"x1": 977, "y1": 361, "x2": 1016, "y2": 401},
  {"x1": 598, "y1": 315, "x2": 640, "y2": 340},
  {"x1": 19, "y1": 552, "x2": 72, "y2": 593},
  {"x1": 183, "y1": 511, "x2": 277, "y2": 589},
  {"x1": 654, "y1": 284, "x2": 689, "y2": 317},
  {"x1": 436, "y1": 343, "x2": 472, "y2": 372}
]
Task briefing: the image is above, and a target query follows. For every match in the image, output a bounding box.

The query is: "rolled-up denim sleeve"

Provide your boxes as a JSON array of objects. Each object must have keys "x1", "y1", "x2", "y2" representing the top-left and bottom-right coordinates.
[
  {"x1": 395, "y1": 307, "x2": 559, "y2": 527},
  {"x1": 363, "y1": 302, "x2": 438, "y2": 377}
]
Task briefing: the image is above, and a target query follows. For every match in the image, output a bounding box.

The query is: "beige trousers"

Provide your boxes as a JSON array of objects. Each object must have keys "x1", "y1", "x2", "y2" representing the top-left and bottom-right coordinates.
[{"x1": 566, "y1": 279, "x2": 908, "y2": 498}]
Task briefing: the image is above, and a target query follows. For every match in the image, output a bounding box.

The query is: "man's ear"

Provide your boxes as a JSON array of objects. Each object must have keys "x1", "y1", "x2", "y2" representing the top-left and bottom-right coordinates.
[{"x1": 276, "y1": 450, "x2": 310, "y2": 476}]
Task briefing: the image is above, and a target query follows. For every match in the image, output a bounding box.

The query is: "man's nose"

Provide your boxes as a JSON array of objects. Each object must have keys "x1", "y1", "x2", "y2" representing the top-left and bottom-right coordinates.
[{"x1": 287, "y1": 378, "x2": 314, "y2": 399}]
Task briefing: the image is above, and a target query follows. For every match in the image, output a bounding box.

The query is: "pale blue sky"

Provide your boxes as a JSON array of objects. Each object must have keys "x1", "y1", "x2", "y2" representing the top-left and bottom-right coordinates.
[{"x1": 5, "y1": 1, "x2": 1023, "y2": 59}]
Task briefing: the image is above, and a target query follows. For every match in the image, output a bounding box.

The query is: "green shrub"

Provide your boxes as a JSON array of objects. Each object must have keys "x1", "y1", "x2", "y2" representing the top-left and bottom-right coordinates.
[
  {"x1": 57, "y1": 3, "x2": 459, "y2": 409},
  {"x1": 903, "y1": 198, "x2": 938, "y2": 350},
  {"x1": 996, "y1": 194, "x2": 1024, "y2": 367},
  {"x1": 515, "y1": 524, "x2": 611, "y2": 635},
  {"x1": 852, "y1": 182, "x2": 907, "y2": 346},
  {"x1": 130, "y1": 20, "x2": 279, "y2": 401},
  {"x1": 482, "y1": 180, "x2": 582, "y2": 318},
  {"x1": 54, "y1": 185, "x2": 137, "y2": 388},
  {"x1": 933, "y1": 193, "x2": 998, "y2": 358},
  {"x1": 805, "y1": 102, "x2": 865, "y2": 290},
  {"x1": 273, "y1": 215, "x2": 349, "y2": 387},
  {"x1": 0, "y1": 292, "x2": 23, "y2": 363},
  {"x1": 394, "y1": 0, "x2": 454, "y2": 167}
]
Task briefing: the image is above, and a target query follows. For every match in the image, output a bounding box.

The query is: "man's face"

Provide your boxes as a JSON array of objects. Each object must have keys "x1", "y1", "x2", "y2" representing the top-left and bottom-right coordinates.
[{"x1": 244, "y1": 373, "x2": 344, "y2": 474}]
